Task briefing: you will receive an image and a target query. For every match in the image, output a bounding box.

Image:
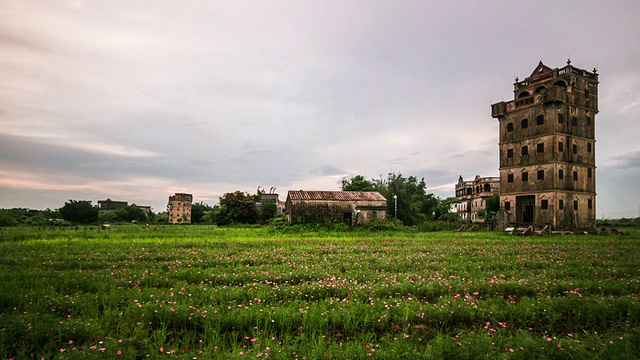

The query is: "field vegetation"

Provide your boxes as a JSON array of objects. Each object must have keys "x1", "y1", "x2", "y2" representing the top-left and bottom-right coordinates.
[{"x1": 1, "y1": 225, "x2": 639, "y2": 359}]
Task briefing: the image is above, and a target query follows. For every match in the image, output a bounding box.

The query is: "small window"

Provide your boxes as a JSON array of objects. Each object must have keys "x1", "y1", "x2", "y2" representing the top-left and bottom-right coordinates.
[
  {"x1": 587, "y1": 143, "x2": 592, "y2": 152},
  {"x1": 559, "y1": 199, "x2": 564, "y2": 210},
  {"x1": 541, "y1": 199, "x2": 548, "y2": 209},
  {"x1": 504, "y1": 201, "x2": 511, "y2": 211},
  {"x1": 558, "y1": 113, "x2": 564, "y2": 124},
  {"x1": 588, "y1": 168, "x2": 593, "y2": 178},
  {"x1": 536, "y1": 114, "x2": 545, "y2": 125},
  {"x1": 522, "y1": 172, "x2": 529, "y2": 181},
  {"x1": 585, "y1": 89, "x2": 590, "y2": 98},
  {"x1": 558, "y1": 142, "x2": 564, "y2": 152},
  {"x1": 507, "y1": 148, "x2": 514, "y2": 158},
  {"x1": 522, "y1": 146, "x2": 529, "y2": 156},
  {"x1": 573, "y1": 200, "x2": 578, "y2": 211},
  {"x1": 537, "y1": 143, "x2": 544, "y2": 153},
  {"x1": 573, "y1": 171, "x2": 578, "y2": 181},
  {"x1": 588, "y1": 199, "x2": 593, "y2": 209},
  {"x1": 586, "y1": 116, "x2": 592, "y2": 126},
  {"x1": 559, "y1": 169, "x2": 564, "y2": 180},
  {"x1": 507, "y1": 174, "x2": 514, "y2": 183},
  {"x1": 572, "y1": 116, "x2": 578, "y2": 126},
  {"x1": 537, "y1": 170, "x2": 544, "y2": 180},
  {"x1": 521, "y1": 118, "x2": 529, "y2": 129},
  {"x1": 507, "y1": 122, "x2": 514, "y2": 132},
  {"x1": 573, "y1": 144, "x2": 578, "y2": 154}
]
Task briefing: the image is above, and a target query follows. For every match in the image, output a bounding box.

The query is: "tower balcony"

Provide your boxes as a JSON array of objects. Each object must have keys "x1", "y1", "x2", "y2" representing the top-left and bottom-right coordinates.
[{"x1": 491, "y1": 102, "x2": 507, "y2": 118}]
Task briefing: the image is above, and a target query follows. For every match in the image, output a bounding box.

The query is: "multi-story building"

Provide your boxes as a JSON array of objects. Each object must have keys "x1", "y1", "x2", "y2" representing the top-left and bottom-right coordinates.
[
  {"x1": 168, "y1": 193, "x2": 193, "y2": 224},
  {"x1": 491, "y1": 60, "x2": 598, "y2": 231},
  {"x1": 455, "y1": 175, "x2": 500, "y2": 222},
  {"x1": 97, "y1": 198, "x2": 128, "y2": 215}
]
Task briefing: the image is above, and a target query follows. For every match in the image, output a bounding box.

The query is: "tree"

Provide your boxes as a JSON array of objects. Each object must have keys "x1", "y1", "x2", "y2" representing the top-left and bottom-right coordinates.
[
  {"x1": 191, "y1": 202, "x2": 214, "y2": 223},
  {"x1": 341, "y1": 175, "x2": 375, "y2": 191},
  {"x1": 373, "y1": 173, "x2": 437, "y2": 226},
  {"x1": 434, "y1": 197, "x2": 461, "y2": 221},
  {"x1": 258, "y1": 200, "x2": 277, "y2": 223},
  {"x1": 0, "y1": 210, "x2": 17, "y2": 227},
  {"x1": 59, "y1": 200, "x2": 99, "y2": 224},
  {"x1": 485, "y1": 194, "x2": 500, "y2": 215},
  {"x1": 218, "y1": 191, "x2": 259, "y2": 225}
]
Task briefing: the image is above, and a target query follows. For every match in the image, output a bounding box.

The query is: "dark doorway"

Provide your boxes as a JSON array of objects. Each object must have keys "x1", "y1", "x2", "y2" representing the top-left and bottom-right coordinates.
[
  {"x1": 516, "y1": 195, "x2": 535, "y2": 224},
  {"x1": 343, "y1": 212, "x2": 352, "y2": 226}
]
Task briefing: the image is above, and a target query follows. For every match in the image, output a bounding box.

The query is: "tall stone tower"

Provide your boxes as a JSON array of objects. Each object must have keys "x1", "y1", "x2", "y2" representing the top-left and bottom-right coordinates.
[
  {"x1": 168, "y1": 193, "x2": 193, "y2": 224},
  {"x1": 491, "y1": 60, "x2": 598, "y2": 231}
]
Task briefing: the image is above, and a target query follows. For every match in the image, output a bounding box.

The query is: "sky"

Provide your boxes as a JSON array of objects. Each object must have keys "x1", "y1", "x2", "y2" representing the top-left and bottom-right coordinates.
[{"x1": 1, "y1": 0, "x2": 639, "y2": 218}]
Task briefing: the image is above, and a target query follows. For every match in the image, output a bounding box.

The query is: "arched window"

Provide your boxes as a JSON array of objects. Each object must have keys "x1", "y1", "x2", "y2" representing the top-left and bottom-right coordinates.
[
  {"x1": 484, "y1": 184, "x2": 491, "y2": 192},
  {"x1": 518, "y1": 91, "x2": 530, "y2": 98},
  {"x1": 535, "y1": 86, "x2": 546, "y2": 93},
  {"x1": 553, "y1": 80, "x2": 567, "y2": 88}
]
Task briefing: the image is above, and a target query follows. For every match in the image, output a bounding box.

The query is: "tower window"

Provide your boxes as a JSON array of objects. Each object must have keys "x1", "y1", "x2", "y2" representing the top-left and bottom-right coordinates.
[
  {"x1": 507, "y1": 122, "x2": 514, "y2": 132},
  {"x1": 522, "y1": 172, "x2": 528, "y2": 181},
  {"x1": 573, "y1": 171, "x2": 578, "y2": 181},
  {"x1": 522, "y1": 146, "x2": 529, "y2": 156},
  {"x1": 588, "y1": 168, "x2": 593, "y2": 178},
  {"x1": 572, "y1": 116, "x2": 578, "y2": 126},
  {"x1": 559, "y1": 199, "x2": 564, "y2": 209},
  {"x1": 541, "y1": 199, "x2": 548, "y2": 209},
  {"x1": 536, "y1": 114, "x2": 545, "y2": 125},
  {"x1": 559, "y1": 169, "x2": 564, "y2": 179},
  {"x1": 507, "y1": 174, "x2": 514, "y2": 183},
  {"x1": 558, "y1": 113, "x2": 564, "y2": 124},
  {"x1": 537, "y1": 170, "x2": 544, "y2": 180},
  {"x1": 537, "y1": 143, "x2": 544, "y2": 153},
  {"x1": 558, "y1": 141, "x2": 564, "y2": 152},
  {"x1": 573, "y1": 200, "x2": 578, "y2": 210},
  {"x1": 521, "y1": 118, "x2": 529, "y2": 129},
  {"x1": 504, "y1": 201, "x2": 511, "y2": 211},
  {"x1": 507, "y1": 148, "x2": 514, "y2": 158},
  {"x1": 588, "y1": 199, "x2": 593, "y2": 209},
  {"x1": 587, "y1": 143, "x2": 592, "y2": 152},
  {"x1": 586, "y1": 116, "x2": 592, "y2": 126},
  {"x1": 572, "y1": 144, "x2": 578, "y2": 154}
]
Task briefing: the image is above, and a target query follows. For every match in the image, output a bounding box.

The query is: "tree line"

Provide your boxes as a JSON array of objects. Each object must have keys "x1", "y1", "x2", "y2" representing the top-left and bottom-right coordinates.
[{"x1": 0, "y1": 173, "x2": 463, "y2": 227}]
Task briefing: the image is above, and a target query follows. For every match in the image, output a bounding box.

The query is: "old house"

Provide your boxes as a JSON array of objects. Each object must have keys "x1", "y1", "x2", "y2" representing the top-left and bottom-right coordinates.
[
  {"x1": 168, "y1": 193, "x2": 193, "y2": 224},
  {"x1": 286, "y1": 191, "x2": 387, "y2": 225},
  {"x1": 491, "y1": 60, "x2": 598, "y2": 231},
  {"x1": 97, "y1": 198, "x2": 127, "y2": 215},
  {"x1": 455, "y1": 175, "x2": 500, "y2": 222}
]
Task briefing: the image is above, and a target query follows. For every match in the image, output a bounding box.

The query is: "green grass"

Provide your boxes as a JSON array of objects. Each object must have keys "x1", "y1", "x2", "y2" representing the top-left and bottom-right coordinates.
[{"x1": 1, "y1": 225, "x2": 639, "y2": 359}]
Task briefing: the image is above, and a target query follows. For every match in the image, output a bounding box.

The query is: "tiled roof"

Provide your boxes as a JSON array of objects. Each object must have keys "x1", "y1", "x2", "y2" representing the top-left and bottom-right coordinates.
[{"x1": 287, "y1": 191, "x2": 386, "y2": 202}]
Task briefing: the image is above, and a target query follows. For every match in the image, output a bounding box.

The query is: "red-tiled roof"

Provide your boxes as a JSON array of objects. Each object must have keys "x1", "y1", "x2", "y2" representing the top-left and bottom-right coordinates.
[{"x1": 287, "y1": 191, "x2": 386, "y2": 202}]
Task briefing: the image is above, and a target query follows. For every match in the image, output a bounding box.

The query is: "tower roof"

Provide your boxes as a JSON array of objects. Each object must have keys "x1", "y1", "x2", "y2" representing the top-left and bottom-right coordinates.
[{"x1": 529, "y1": 61, "x2": 553, "y2": 78}]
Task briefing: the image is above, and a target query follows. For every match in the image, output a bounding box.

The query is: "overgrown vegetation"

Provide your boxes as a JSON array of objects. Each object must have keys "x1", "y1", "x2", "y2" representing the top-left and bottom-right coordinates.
[{"x1": 1, "y1": 225, "x2": 639, "y2": 359}]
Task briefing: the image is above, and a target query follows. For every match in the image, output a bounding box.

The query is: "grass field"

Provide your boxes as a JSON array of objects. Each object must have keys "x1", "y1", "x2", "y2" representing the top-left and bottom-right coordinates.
[{"x1": 1, "y1": 225, "x2": 639, "y2": 359}]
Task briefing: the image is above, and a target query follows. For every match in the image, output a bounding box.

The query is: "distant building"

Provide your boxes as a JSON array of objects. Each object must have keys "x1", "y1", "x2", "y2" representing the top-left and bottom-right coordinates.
[
  {"x1": 286, "y1": 191, "x2": 387, "y2": 225},
  {"x1": 97, "y1": 199, "x2": 127, "y2": 215},
  {"x1": 131, "y1": 203, "x2": 151, "y2": 215},
  {"x1": 257, "y1": 192, "x2": 285, "y2": 218},
  {"x1": 168, "y1": 193, "x2": 193, "y2": 224},
  {"x1": 491, "y1": 60, "x2": 597, "y2": 231},
  {"x1": 455, "y1": 175, "x2": 500, "y2": 222}
]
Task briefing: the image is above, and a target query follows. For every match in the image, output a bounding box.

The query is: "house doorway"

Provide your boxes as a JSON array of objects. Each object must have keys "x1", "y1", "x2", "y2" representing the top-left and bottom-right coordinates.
[
  {"x1": 516, "y1": 195, "x2": 535, "y2": 224},
  {"x1": 343, "y1": 212, "x2": 353, "y2": 226}
]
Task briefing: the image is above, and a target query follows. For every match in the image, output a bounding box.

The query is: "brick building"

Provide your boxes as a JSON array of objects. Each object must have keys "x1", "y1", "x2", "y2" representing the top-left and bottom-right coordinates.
[
  {"x1": 285, "y1": 191, "x2": 386, "y2": 226},
  {"x1": 491, "y1": 60, "x2": 598, "y2": 231}
]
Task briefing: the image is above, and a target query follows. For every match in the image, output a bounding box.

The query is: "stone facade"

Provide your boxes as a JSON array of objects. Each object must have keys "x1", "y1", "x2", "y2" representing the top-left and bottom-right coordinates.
[
  {"x1": 491, "y1": 61, "x2": 598, "y2": 231},
  {"x1": 168, "y1": 193, "x2": 193, "y2": 224},
  {"x1": 455, "y1": 175, "x2": 500, "y2": 222},
  {"x1": 286, "y1": 191, "x2": 387, "y2": 225}
]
